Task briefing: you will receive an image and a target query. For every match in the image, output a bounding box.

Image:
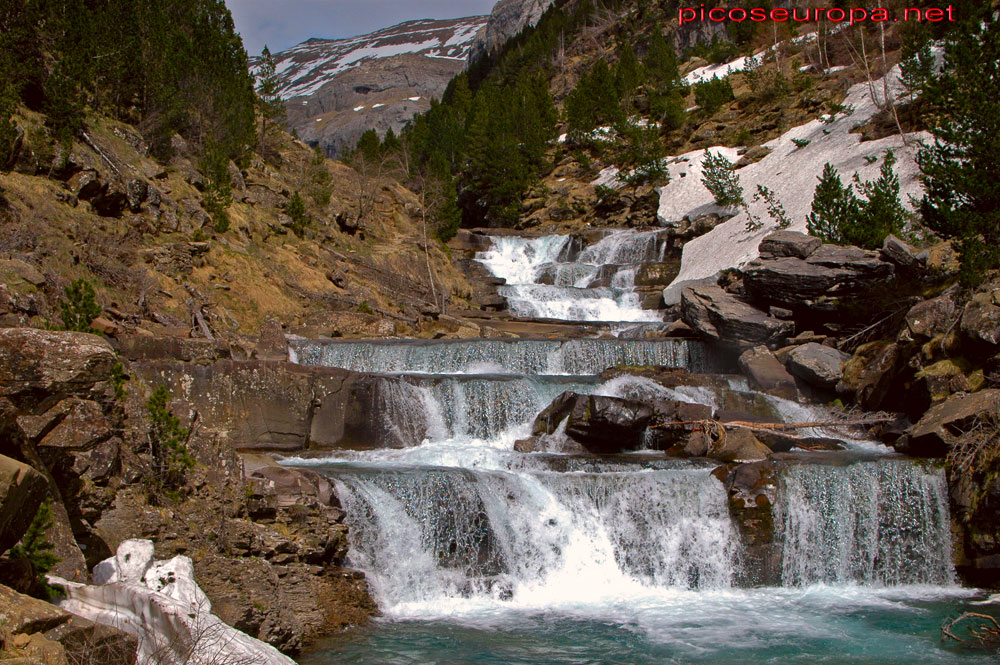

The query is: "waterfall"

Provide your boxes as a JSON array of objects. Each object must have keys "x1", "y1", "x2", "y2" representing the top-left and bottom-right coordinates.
[
  {"x1": 474, "y1": 232, "x2": 667, "y2": 322},
  {"x1": 401, "y1": 375, "x2": 594, "y2": 441},
  {"x1": 290, "y1": 338, "x2": 708, "y2": 375},
  {"x1": 329, "y1": 466, "x2": 737, "y2": 609},
  {"x1": 775, "y1": 460, "x2": 954, "y2": 586}
]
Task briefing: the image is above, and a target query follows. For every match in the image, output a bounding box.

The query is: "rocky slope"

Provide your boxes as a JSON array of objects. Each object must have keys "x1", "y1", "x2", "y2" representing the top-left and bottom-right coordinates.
[
  {"x1": 0, "y1": 327, "x2": 378, "y2": 656},
  {"x1": 467, "y1": 0, "x2": 556, "y2": 62},
  {"x1": 264, "y1": 16, "x2": 488, "y2": 157},
  {"x1": 0, "y1": 103, "x2": 509, "y2": 342}
]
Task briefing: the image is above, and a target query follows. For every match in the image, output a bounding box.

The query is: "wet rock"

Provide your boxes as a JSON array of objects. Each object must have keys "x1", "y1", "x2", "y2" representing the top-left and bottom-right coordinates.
[
  {"x1": 897, "y1": 389, "x2": 1000, "y2": 457},
  {"x1": 0, "y1": 455, "x2": 49, "y2": 555},
  {"x1": 714, "y1": 460, "x2": 779, "y2": 586},
  {"x1": 785, "y1": 343, "x2": 850, "y2": 391},
  {"x1": 634, "y1": 262, "x2": 681, "y2": 287},
  {"x1": 686, "y1": 426, "x2": 770, "y2": 462},
  {"x1": 532, "y1": 392, "x2": 659, "y2": 454},
  {"x1": 564, "y1": 395, "x2": 655, "y2": 454},
  {"x1": 738, "y1": 346, "x2": 798, "y2": 400},
  {"x1": 753, "y1": 430, "x2": 845, "y2": 453},
  {"x1": 681, "y1": 284, "x2": 793, "y2": 349},
  {"x1": 757, "y1": 231, "x2": 821, "y2": 259}
]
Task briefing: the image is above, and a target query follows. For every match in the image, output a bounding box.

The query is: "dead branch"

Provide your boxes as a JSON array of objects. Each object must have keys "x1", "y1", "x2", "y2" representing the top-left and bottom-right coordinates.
[
  {"x1": 650, "y1": 415, "x2": 896, "y2": 432},
  {"x1": 942, "y1": 612, "x2": 1000, "y2": 650}
]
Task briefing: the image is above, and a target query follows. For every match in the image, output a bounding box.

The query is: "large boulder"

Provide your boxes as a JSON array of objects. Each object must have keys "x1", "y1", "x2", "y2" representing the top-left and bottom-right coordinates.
[
  {"x1": 565, "y1": 394, "x2": 656, "y2": 454},
  {"x1": 838, "y1": 340, "x2": 909, "y2": 411},
  {"x1": 897, "y1": 389, "x2": 1000, "y2": 457},
  {"x1": 0, "y1": 455, "x2": 49, "y2": 555},
  {"x1": 785, "y1": 343, "x2": 850, "y2": 391},
  {"x1": 743, "y1": 235, "x2": 894, "y2": 316},
  {"x1": 738, "y1": 346, "x2": 799, "y2": 400},
  {"x1": 683, "y1": 426, "x2": 771, "y2": 462},
  {"x1": 133, "y1": 360, "x2": 430, "y2": 451},
  {"x1": 531, "y1": 392, "x2": 713, "y2": 454},
  {"x1": 681, "y1": 284, "x2": 793, "y2": 350},
  {"x1": 0, "y1": 583, "x2": 137, "y2": 665},
  {"x1": 758, "y1": 231, "x2": 822, "y2": 259},
  {"x1": 0, "y1": 329, "x2": 116, "y2": 403},
  {"x1": 960, "y1": 288, "x2": 1000, "y2": 357},
  {"x1": 900, "y1": 293, "x2": 958, "y2": 342}
]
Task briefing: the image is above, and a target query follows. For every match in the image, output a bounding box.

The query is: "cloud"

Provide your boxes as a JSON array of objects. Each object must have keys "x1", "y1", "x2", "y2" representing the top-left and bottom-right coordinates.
[{"x1": 226, "y1": 0, "x2": 497, "y2": 56}]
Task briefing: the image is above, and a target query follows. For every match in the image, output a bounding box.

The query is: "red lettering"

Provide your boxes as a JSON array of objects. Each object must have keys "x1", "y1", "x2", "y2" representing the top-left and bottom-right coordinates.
[
  {"x1": 871, "y1": 8, "x2": 889, "y2": 21},
  {"x1": 925, "y1": 8, "x2": 944, "y2": 21},
  {"x1": 947, "y1": 5, "x2": 955, "y2": 21},
  {"x1": 771, "y1": 8, "x2": 789, "y2": 21},
  {"x1": 904, "y1": 8, "x2": 922, "y2": 21},
  {"x1": 679, "y1": 8, "x2": 696, "y2": 24},
  {"x1": 708, "y1": 7, "x2": 725, "y2": 21},
  {"x1": 728, "y1": 7, "x2": 747, "y2": 21},
  {"x1": 750, "y1": 8, "x2": 766, "y2": 21},
  {"x1": 791, "y1": 7, "x2": 810, "y2": 21},
  {"x1": 849, "y1": 8, "x2": 867, "y2": 24},
  {"x1": 828, "y1": 8, "x2": 846, "y2": 21}
]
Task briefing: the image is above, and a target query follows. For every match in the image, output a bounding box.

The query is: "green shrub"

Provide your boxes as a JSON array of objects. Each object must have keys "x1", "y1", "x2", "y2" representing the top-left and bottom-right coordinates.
[
  {"x1": 9, "y1": 498, "x2": 60, "y2": 600},
  {"x1": 58, "y1": 278, "x2": 102, "y2": 333},
  {"x1": 807, "y1": 151, "x2": 906, "y2": 249},
  {"x1": 285, "y1": 191, "x2": 309, "y2": 238},
  {"x1": 147, "y1": 386, "x2": 193, "y2": 493},
  {"x1": 694, "y1": 76, "x2": 734, "y2": 116},
  {"x1": 357, "y1": 301, "x2": 374, "y2": 315},
  {"x1": 701, "y1": 150, "x2": 744, "y2": 208}
]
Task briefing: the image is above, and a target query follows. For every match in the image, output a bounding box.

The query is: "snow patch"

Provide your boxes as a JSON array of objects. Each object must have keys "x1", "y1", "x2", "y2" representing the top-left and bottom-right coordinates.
[
  {"x1": 51, "y1": 539, "x2": 295, "y2": 665},
  {"x1": 661, "y1": 64, "x2": 927, "y2": 304}
]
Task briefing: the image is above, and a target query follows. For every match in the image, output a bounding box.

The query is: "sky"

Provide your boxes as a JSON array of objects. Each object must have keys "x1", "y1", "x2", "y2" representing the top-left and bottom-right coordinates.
[{"x1": 226, "y1": 0, "x2": 498, "y2": 56}]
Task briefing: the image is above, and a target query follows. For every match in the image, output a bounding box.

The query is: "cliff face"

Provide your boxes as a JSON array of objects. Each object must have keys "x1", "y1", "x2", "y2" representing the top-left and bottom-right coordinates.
[
  {"x1": 467, "y1": 0, "x2": 557, "y2": 63},
  {"x1": 263, "y1": 16, "x2": 488, "y2": 157}
]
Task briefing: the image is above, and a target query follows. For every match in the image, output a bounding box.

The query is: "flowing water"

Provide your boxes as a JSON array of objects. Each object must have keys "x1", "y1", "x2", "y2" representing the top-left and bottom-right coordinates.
[
  {"x1": 291, "y1": 231, "x2": 990, "y2": 664},
  {"x1": 473, "y1": 232, "x2": 668, "y2": 322}
]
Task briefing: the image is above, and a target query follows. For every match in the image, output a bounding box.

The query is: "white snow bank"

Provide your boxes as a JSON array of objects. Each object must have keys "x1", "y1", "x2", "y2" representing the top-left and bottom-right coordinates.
[
  {"x1": 660, "y1": 63, "x2": 928, "y2": 304},
  {"x1": 683, "y1": 52, "x2": 764, "y2": 85},
  {"x1": 51, "y1": 539, "x2": 295, "y2": 665}
]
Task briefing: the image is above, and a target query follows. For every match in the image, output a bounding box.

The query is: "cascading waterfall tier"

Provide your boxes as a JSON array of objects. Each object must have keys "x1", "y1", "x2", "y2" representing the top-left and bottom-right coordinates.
[
  {"x1": 289, "y1": 337, "x2": 708, "y2": 375},
  {"x1": 474, "y1": 232, "x2": 670, "y2": 322},
  {"x1": 326, "y1": 465, "x2": 738, "y2": 609},
  {"x1": 776, "y1": 460, "x2": 954, "y2": 586}
]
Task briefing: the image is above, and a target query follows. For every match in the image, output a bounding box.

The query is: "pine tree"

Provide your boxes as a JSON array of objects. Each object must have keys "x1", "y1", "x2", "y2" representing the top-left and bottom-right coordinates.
[
  {"x1": 694, "y1": 76, "x2": 734, "y2": 116},
  {"x1": 147, "y1": 385, "x2": 193, "y2": 494},
  {"x1": 59, "y1": 279, "x2": 103, "y2": 333},
  {"x1": 356, "y1": 129, "x2": 381, "y2": 162},
  {"x1": 645, "y1": 30, "x2": 680, "y2": 89},
  {"x1": 853, "y1": 150, "x2": 907, "y2": 249},
  {"x1": 918, "y1": 10, "x2": 1000, "y2": 284},
  {"x1": 807, "y1": 163, "x2": 862, "y2": 245},
  {"x1": 615, "y1": 42, "x2": 644, "y2": 109},
  {"x1": 701, "y1": 150, "x2": 744, "y2": 208},
  {"x1": 9, "y1": 499, "x2": 60, "y2": 600},
  {"x1": 255, "y1": 45, "x2": 286, "y2": 153}
]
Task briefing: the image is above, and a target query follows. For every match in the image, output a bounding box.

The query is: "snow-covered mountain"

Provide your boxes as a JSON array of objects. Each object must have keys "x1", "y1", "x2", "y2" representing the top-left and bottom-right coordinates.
[{"x1": 260, "y1": 16, "x2": 488, "y2": 157}]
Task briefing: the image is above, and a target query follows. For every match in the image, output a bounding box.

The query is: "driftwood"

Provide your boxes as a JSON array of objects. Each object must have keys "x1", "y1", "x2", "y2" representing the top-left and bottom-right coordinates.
[
  {"x1": 649, "y1": 415, "x2": 895, "y2": 432},
  {"x1": 942, "y1": 612, "x2": 1000, "y2": 650}
]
